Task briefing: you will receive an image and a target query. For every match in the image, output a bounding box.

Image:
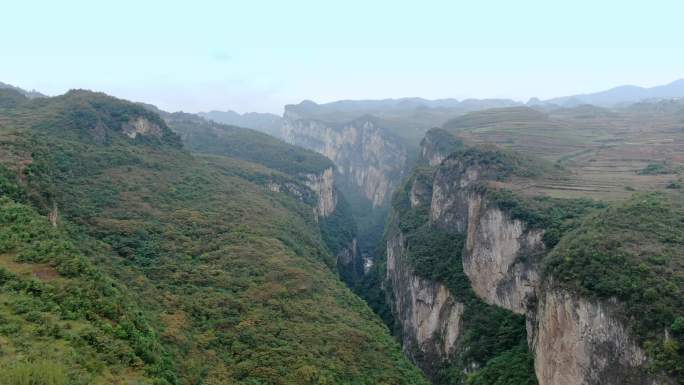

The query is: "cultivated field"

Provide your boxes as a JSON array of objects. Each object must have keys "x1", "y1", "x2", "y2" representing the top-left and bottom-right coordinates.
[{"x1": 444, "y1": 103, "x2": 684, "y2": 201}]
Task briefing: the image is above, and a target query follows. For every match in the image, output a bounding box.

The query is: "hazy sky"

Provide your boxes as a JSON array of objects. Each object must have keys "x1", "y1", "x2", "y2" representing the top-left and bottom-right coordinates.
[{"x1": 2, "y1": 0, "x2": 683, "y2": 113}]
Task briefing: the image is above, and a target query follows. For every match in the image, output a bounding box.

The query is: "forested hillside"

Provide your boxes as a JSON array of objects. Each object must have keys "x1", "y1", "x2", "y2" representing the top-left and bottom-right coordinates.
[{"x1": 0, "y1": 89, "x2": 428, "y2": 384}]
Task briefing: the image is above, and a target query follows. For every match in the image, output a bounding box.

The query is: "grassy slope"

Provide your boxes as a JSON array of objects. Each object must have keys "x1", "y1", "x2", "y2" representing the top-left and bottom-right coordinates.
[{"x1": 0, "y1": 90, "x2": 427, "y2": 384}]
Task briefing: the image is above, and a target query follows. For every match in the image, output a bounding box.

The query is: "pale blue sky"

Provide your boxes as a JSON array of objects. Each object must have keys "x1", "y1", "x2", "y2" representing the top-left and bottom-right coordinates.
[{"x1": 2, "y1": 0, "x2": 682, "y2": 113}]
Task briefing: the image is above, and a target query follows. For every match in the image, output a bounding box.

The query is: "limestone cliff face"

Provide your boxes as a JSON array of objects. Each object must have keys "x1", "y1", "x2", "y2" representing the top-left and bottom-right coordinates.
[
  {"x1": 430, "y1": 158, "x2": 482, "y2": 233},
  {"x1": 457, "y1": 192, "x2": 660, "y2": 384},
  {"x1": 122, "y1": 117, "x2": 163, "y2": 139},
  {"x1": 463, "y1": 196, "x2": 543, "y2": 314},
  {"x1": 530, "y1": 284, "x2": 663, "y2": 385},
  {"x1": 264, "y1": 166, "x2": 337, "y2": 219},
  {"x1": 336, "y1": 238, "x2": 365, "y2": 283},
  {"x1": 389, "y1": 138, "x2": 668, "y2": 384},
  {"x1": 430, "y1": 158, "x2": 543, "y2": 314},
  {"x1": 282, "y1": 111, "x2": 407, "y2": 207},
  {"x1": 386, "y1": 231, "x2": 464, "y2": 379},
  {"x1": 419, "y1": 128, "x2": 462, "y2": 167},
  {"x1": 421, "y1": 144, "x2": 447, "y2": 167},
  {"x1": 302, "y1": 167, "x2": 337, "y2": 218}
]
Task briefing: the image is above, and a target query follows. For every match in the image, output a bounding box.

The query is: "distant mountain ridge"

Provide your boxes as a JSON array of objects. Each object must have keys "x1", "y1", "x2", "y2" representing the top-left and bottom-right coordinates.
[
  {"x1": 285, "y1": 97, "x2": 522, "y2": 120},
  {"x1": 538, "y1": 79, "x2": 684, "y2": 107},
  {"x1": 199, "y1": 110, "x2": 283, "y2": 137}
]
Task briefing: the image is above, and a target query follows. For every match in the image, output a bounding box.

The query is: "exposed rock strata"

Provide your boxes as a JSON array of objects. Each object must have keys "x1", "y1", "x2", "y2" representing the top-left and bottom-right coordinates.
[
  {"x1": 530, "y1": 284, "x2": 661, "y2": 385},
  {"x1": 122, "y1": 117, "x2": 162, "y2": 138},
  {"x1": 386, "y1": 232, "x2": 464, "y2": 379},
  {"x1": 282, "y1": 112, "x2": 407, "y2": 207},
  {"x1": 302, "y1": 167, "x2": 337, "y2": 218},
  {"x1": 387, "y1": 139, "x2": 670, "y2": 384}
]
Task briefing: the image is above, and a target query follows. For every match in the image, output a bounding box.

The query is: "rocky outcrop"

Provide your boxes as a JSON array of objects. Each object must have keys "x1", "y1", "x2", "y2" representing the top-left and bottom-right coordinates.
[
  {"x1": 336, "y1": 238, "x2": 366, "y2": 283},
  {"x1": 48, "y1": 202, "x2": 59, "y2": 227},
  {"x1": 391, "y1": 140, "x2": 669, "y2": 384},
  {"x1": 419, "y1": 128, "x2": 463, "y2": 167},
  {"x1": 530, "y1": 284, "x2": 663, "y2": 385},
  {"x1": 409, "y1": 174, "x2": 432, "y2": 209},
  {"x1": 463, "y1": 198, "x2": 543, "y2": 314},
  {"x1": 429, "y1": 157, "x2": 543, "y2": 314},
  {"x1": 302, "y1": 167, "x2": 337, "y2": 217},
  {"x1": 267, "y1": 165, "x2": 367, "y2": 284},
  {"x1": 122, "y1": 117, "x2": 163, "y2": 139},
  {"x1": 386, "y1": 232, "x2": 464, "y2": 379},
  {"x1": 265, "y1": 167, "x2": 337, "y2": 219},
  {"x1": 265, "y1": 179, "x2": 317, "y2": 207},
  {"x1": 282, "y1": 112, "x2": 407, "y2": 207}
]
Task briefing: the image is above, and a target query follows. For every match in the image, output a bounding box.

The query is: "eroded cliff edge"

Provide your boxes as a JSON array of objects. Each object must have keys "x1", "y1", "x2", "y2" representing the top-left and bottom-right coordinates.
[
  {"x1": 282, "y1": 108, "x2": 408, "y2": 208},
  {"x1": 384, "y1": 140, "x2": 681, "y2": 384}
]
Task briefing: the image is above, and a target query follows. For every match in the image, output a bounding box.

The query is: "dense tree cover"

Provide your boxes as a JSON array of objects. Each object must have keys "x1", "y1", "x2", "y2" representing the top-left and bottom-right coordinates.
[
  {"x1": 0, "y1": 89, "x2": 29, "y2": 109},
  {"x1": 0, "y1": 195, "x2": 174, "y2": 384},
  {"x1": 420, "y1": 127, "x2": 464, "y2": 163},
  {"x1": 318, "y1": 192, "x2": 362, "y2": 282},
  {"x1": 484, "y1": 189, "x2": 606, "y2": 248},
  {"x1": 544, "y1": 192, "x2": 684, "y2": 378},
  {"x1": 638, "y1": 162, "x2": 677, "y2": 175},
  {"x1": 387, "y1": 169, "x2": 538, "y2": 385},
  {"x1": 336, "y1": 180, "x2": 390, "y2": 260},
  {"x1": 443, "y1": 145, "x2": 554, "y2": 180},
  {"x1": 0, "y1": 92, "x2": 428, "y2": 384},
  {"x1": 163, "y1": 112, "x2": 333, "y2": 175}
]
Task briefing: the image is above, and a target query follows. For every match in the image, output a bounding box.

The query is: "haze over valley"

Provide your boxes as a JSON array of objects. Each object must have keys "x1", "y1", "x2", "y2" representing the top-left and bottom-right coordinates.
[{"x1": 1, "y1": 1, "x2": 683, "y2": 384}]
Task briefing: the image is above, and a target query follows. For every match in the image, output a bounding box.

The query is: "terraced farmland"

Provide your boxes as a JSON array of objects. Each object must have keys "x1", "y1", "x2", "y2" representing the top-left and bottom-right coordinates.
[{"x1": 444, "y1": 102, "x2": 684, "y2": 201}]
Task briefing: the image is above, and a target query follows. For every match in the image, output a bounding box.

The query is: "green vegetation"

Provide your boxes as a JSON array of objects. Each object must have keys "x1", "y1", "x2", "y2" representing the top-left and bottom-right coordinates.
[
  {"x1": 464, "y1": 345, "x2": 537, "y2": 385},
  {"x1": 319, "y1": 192, "x2": 362, "y2": 282},
  {"x1": 0, "y1": 361, "x2": 68, "y2": 385},
  {"x1": 443, "y1": 107, "x2": 552, "y2": 133},
  {"x1": 164, "y1": 112, "x2": 333, "y2": 175},
  {"x1": 421, "y1": 128, "x2": 464, "y2": 161},
  {"x1": 0, "y1": 89, "x2": 29, "y2": 109},
  {"x1": 0, "y1": 91, "x2": 428, "y2": 384},
  {"x1": 544, "y1": 192, "x2": 684, "y2": 378},
  {"x1": 639, "y1": 162, "x2": 676, "y2": 175},
  {"x1": 389, "y1": 169, "x2": 537, "y2": 385},
  {"x1": 443, "y1": 145, "x2": 555, "y2": 180},
  {"x1": 485, "y1": 188, "x2": 606, "y2": 248},
  {"x1": 440, "y1": 145, "x2": 683, "y2": 378},
  {"x1": 0, "y1": 196, "x2": 174, "y2": 384}
]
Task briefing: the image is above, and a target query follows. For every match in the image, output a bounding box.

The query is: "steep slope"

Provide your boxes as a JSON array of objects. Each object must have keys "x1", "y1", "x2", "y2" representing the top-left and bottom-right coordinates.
[
  {"x1": 158, "y1": 111, "x2": 366, "y2": 283},
  {"x1": 281, "y1": 108, "x2": 411, "y2": 269},
  {"x1": 280, "y1": 97, "x2": 525, "y2": 209},
  {"x1": 0, "y1": 81, "x2": 46, "y2": 99},
  {"x1": 383, "y1": 153, "x2": 543, "y2": 384},
  {"x1": 198, "y1": 110, "x2": 283, "y2": 138},
  {"x1": 286, "y1": 98, "x2": 521, "y2": 143},
  {"x1": 0, "y1": 193, "x2": 174, "y2": 384},
  {"x1": 534, "y1": 192, "x2": 684, "y2": 384},
  {"x1": 282, "y1": 110, "x2": 409, "y2": 208},
  {"x1": 382, "y1": 131, "x2": 682, "y2": 384},
  {"x1": 0, "y1": 89, "x2": 428, "y2": 384}
]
